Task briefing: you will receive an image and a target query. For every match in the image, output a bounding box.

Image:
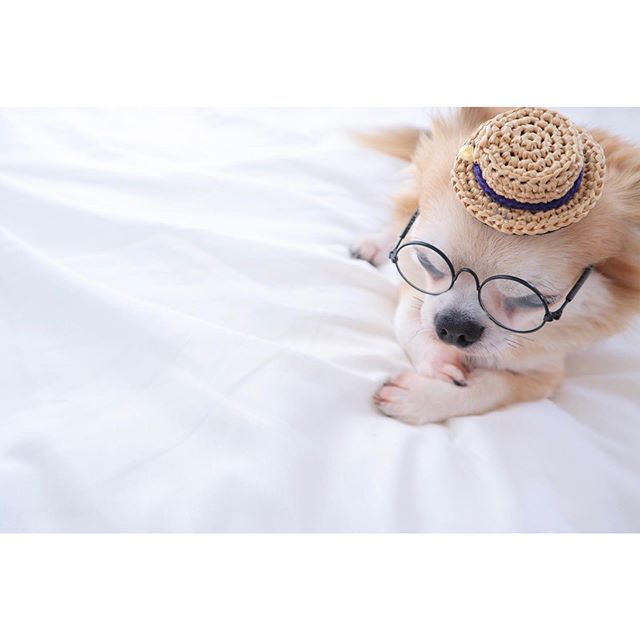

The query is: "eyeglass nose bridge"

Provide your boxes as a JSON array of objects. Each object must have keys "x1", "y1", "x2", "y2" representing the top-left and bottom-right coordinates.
[{"x1": 452, "y1": 267, "x2": 481, "y2": 290}]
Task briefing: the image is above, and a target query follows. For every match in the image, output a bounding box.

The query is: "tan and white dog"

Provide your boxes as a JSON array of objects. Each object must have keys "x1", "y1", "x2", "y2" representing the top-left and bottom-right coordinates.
[{"x1": 352, "y1": 108, "x2": 640, "y2": 425}]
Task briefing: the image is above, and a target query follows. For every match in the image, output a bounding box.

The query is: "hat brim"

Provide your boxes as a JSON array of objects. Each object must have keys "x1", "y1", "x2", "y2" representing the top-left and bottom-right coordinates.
[{"x1": 451, "y1": 128, "x2": 606, "y2": 235}]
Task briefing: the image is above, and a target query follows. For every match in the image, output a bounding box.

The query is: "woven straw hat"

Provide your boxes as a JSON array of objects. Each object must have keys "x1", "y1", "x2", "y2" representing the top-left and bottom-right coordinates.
[{"x1": 451, "y1": 107, "x2": 606, "y2": 235}]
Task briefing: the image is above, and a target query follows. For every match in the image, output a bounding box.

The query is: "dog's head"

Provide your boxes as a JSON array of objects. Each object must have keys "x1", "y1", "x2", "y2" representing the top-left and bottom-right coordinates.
[{"x1": 404, "y1": 108, "x2": 640, "y2": 365}]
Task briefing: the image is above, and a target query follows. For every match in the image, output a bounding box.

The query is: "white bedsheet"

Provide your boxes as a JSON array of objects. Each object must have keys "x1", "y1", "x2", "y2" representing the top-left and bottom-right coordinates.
[{"x1": 1, "y1": 108, "x2": 639, "y2": 532}]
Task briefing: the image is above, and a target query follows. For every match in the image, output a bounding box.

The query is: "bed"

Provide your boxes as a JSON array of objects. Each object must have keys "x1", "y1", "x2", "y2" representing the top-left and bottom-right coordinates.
[{"x1": 1, "y1": 107, "x2": 638, "y2": 532}]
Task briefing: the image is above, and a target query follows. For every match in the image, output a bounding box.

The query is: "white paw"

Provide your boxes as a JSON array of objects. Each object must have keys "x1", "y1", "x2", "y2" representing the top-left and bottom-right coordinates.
[
  {"x1": 350, "y1": 230, "x2": 395, "y2": 267},
  {"x1": 373, "y1": 371, "x2": 454, "y2": 425},
  {"x1": 419, "y1": 361, "x2": 468, "y2": 387},
  {"x1": 407, "y1": 339, "x2": 470, "y2": 387}
]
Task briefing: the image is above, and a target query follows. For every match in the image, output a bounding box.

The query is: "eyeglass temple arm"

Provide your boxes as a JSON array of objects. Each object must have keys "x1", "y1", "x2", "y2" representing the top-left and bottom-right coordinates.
[
  {"x1": 389, "y1": 210, "x2": 420, "y2": 261},
  {"x1": 547, "y1": 266, "x2": 594, "y2": 321}
]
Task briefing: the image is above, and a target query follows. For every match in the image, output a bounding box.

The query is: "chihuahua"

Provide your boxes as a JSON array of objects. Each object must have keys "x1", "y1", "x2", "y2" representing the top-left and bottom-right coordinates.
[{"x1": 352, "y1": 108, "x2": 640, "y2": 425}]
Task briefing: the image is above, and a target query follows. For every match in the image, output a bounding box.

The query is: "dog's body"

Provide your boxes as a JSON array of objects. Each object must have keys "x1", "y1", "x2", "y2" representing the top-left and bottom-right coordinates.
[{"x1": 353, "y1": 108, "x2": 640, "y2": 425}]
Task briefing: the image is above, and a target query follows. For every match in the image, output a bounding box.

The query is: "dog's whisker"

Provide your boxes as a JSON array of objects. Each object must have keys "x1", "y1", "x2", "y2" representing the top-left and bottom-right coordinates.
[{"x1": 408, "y1": 326, "x2": 432, "y2": 344}]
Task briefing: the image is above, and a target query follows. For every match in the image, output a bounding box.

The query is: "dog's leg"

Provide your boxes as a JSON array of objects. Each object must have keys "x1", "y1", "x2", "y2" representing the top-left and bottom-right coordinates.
[
  {"x1": 351, "y1": 191, "x2": 419, "y2": 267},
  {"x1": 350, "y1": 228, "x2": 397, "y2": 266},
  {"x1": 373, "y1": 366, "x2": 564, "y2": 425}
]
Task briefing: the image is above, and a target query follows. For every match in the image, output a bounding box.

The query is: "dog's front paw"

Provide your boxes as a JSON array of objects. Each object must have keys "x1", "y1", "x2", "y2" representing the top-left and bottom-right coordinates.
[
  {"x1": 373, "y1": 371, "x2": 454, "y2": 425},
  {"x1": 416, "y1": 360, "x2": 469, "y2": 387},
  {"x1": 350, "y1": 230, "x2": 395, "y2": 266}
]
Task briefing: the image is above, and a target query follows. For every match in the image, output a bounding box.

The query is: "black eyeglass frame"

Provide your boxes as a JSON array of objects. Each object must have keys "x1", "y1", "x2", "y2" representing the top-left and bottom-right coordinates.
[{"x1": 388, "y1": 211, "x2": 593, "y2": 334}]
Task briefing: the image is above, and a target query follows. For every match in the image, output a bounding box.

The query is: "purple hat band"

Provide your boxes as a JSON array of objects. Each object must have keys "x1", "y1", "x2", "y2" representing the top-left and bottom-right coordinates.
[{"x1": 473, "y1": 163, "x2": 584, "y2": 213}]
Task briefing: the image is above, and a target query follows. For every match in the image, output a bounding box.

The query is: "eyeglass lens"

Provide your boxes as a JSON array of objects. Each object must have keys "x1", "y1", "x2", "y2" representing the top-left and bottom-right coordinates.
[{"x1": 395, "y1": 244, "x2": 547, "y2": 332}]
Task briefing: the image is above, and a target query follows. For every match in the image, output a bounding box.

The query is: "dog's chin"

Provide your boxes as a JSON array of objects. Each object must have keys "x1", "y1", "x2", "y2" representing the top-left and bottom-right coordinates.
[
  {"x1": 459, "y1": 338, "x2": 513, "y2": 364},
  {"x1": 444, "y1": 341, "x2": 485, "y2": 360}
]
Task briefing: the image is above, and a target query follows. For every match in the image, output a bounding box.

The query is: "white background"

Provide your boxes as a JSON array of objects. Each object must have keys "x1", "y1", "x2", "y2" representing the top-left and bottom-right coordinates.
[
  {"x1": 1, "y1": 107, "x2": 638, "y2": 533},
  {"x1": 1, "y1": 1, "x2": 639, "y2": 638}
]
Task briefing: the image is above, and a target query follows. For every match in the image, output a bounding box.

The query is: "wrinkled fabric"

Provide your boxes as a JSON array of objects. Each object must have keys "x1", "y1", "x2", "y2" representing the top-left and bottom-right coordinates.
[{"x1": 0, "y1": 108, "x2": 639, "y2": 532}]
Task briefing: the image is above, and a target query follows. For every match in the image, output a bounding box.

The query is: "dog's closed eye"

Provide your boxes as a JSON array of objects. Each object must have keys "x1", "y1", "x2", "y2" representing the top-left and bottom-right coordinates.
[
  {"x1": 417, "y1": 252, "x2": 446, "y2": 278},
  {"x1": 503, "y1": 293, "x2": 547, "y2": 313}
]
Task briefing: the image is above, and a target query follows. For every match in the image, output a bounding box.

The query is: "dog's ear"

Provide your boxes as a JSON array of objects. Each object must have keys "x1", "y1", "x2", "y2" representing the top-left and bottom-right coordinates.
[
  {"x1": 353, "y1": 127, "x2": 429, "y2": 162},
  {"x1": 354, "y1": 109, "x2": 510, "y2": 161},
  {"x1": 592, "y1": 128, "x2": 640, "y2": 234},
  {"x1": 590, "y1": 128, "x2": 640, "y2": 312},
  {"x1": 458, "y1": 107, "x2": 510, "y2": 131}
]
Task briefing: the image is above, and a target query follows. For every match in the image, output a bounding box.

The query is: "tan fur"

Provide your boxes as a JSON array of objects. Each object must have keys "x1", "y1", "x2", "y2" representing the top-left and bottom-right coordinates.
[
  {"x1": 355, "y1": 108, "x2": 640, "y2": 425},
  {"x1": 353, "y1": 127, "x2": 425, "y2": 161}
]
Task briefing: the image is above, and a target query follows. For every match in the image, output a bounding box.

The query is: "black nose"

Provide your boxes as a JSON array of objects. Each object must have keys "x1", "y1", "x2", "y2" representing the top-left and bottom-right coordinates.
[{"x1": 435, "y1": 311, "x2": 484, "y2": 348}]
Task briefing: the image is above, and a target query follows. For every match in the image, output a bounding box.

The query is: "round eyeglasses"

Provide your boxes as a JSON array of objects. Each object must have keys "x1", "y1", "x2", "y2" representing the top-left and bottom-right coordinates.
[{"x1": 389, "y1": 211, "x2": 593, "y2": 334}]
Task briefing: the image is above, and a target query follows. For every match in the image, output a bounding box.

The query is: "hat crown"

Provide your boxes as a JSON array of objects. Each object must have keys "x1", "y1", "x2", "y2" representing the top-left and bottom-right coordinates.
[{"x1": 474, "y1": 108, "x2": 583, "y2": 205}]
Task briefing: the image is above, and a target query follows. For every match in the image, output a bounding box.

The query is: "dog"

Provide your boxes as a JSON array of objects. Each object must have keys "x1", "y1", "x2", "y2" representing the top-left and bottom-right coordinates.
[{"x1": 352, "y1": 107, "x2": 640, "y2": 425}]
